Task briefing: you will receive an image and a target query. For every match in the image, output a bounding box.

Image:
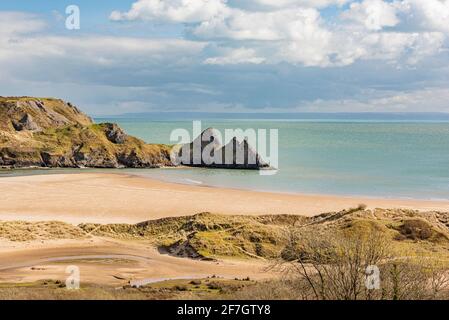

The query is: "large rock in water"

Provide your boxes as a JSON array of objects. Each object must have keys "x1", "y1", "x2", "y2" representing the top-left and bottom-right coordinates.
[
  {"x1": 171, "y1": 128, "x2": 269, "y2": 169},
  {"x1": 0, "y1": 97, "x2": 172, "y2": 168}
]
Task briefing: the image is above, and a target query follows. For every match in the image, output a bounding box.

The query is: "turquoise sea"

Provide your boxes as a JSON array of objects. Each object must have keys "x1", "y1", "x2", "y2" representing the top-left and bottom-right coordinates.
[
  {"x1": 2, "y1": 116, "x2": 449, "y2": 200},
  {"x1": 95, "y1": 116, "x2": 449, "y2": 200}
]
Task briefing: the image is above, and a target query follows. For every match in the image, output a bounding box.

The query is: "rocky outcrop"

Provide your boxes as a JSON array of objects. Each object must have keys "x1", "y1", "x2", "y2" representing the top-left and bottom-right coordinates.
[
  {"x1": 103, "y1": 123, "x2": 127, "y2": 144},
  {"x1": 0, "y1": 97, "x2": 172, "y2": 168},
  {"x1": 12, "y1": 114, "x2": 41, "y2": 132},
  {"x1": 0, "y1": 97, "x2": 92, "y2": 133},
  {"x1": 171, "y1": 128, "x2": 270, "y2": 169},
  {"x1": 163, "y1": 237, "x2": 207, "y2": 260}
]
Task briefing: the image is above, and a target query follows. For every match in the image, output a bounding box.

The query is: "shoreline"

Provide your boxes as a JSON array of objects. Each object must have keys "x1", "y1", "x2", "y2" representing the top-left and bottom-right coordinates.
[
  {"x1": 130, "y1": 171, "x2": 449, "y2": 202},
  {"x1": 1, "y1": 171, "x2": 449, "y2": 225},
  {"x1": 2, "y1": 167, "x2": 448, "y2": 202}
]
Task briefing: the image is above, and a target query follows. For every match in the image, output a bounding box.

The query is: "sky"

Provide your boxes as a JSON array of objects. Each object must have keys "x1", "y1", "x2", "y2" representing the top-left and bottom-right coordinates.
[{"x1": 0, "y1": 0, "x2": 448, "y2": 116}]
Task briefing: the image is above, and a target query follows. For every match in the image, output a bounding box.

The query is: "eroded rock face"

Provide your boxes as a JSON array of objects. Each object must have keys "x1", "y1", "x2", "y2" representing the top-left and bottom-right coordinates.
[
  {"x1": 221, "y1": 137, "x2": 267, "y2": 169},
  {"x1": 171, "y1": 128, "x2": 270, "y2": 169},
  {"x1": 163, "y1": 238, "x2": 206, "y2": 260},
  {"x1": 103, "y1": 123, "x2": 127, "y2": 144},
  {"x1": 0, "y1": 147, "x2": 42, "y2": 167},
  {"x1": 71, "y1": 146, "x2": 120, "y2": 168},
  {"x1": 0, "y1": 97, "x2": 172, "y2": 169},
  {"x1": 117, "y1": 150, "x2": 146, "y2": 168},
  {"x1": 12, "y1": 114, "x2": 41, "y2": 132},
  {"x1": 40, "y1": 152, "x2": 74, "y2": 168},
  {"x1": 1, "y1": 98, "x2": 93, "y2": 132}
]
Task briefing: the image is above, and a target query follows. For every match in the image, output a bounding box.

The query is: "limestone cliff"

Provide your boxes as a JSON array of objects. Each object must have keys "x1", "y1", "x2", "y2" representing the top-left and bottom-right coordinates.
[{"x1": 0, "y1": 97, "x2": 172, "y2": 168}]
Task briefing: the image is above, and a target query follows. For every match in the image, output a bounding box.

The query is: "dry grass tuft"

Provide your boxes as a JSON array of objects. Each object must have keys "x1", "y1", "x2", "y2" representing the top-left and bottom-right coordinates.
[{"x1": 0, "y1": 221, "x2": 88, "y2": 242}]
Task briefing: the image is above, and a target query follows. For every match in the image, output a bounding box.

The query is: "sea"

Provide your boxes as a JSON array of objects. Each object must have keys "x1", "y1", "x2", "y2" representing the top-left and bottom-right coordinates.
[{"x1": 2, "y1": 113, "x2": 449, "y2": 200}]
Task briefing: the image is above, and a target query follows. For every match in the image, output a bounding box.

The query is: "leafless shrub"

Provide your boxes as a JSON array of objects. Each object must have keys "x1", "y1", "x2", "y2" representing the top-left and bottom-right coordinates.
[
  {"x1": 283, "y1": 229, "x2": 390, "y2": 300},
  {"x1": 380, "y1": 257, "x2": 449, "y2": 300},
  {"x1": 279, "y1": 229, "x2": 449, "y2": 300}
]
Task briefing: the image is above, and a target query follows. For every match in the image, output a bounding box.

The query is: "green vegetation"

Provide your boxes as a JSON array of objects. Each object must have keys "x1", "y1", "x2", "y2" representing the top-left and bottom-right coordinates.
[
  {"x1": 80, "y1": 213, "x2": 307, "y2": 260},
  {"x1": 0, "y1": 278, "x2": 255, "y2": 300},
  {"x1": 78, "y1": 208, "x2": 449, "y2": 261},
  {"x1": 0, "y1": 97, "x2": 173, "y2": 168},
  {"x1": 3, "y1": 207, "x2": 449, "y2": 300},
  {"x1": 3, "y1": 208, "x2": 449, "y2": 261}
]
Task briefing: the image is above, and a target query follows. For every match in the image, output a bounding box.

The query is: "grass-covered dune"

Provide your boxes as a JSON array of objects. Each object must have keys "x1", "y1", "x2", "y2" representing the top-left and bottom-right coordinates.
[
  {"x1": 79, "y1": 207, "x2": 449, "y2": 260},
  {"x1": 3, "y1": 207, "x2": 449, "y2": 261},
  {"x1": 3, "y1": 207, "x2": 449, "y2": 300}
]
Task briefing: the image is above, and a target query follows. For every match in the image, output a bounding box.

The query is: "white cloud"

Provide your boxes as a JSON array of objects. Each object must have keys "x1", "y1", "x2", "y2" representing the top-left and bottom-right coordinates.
[
  {"x1": 0, "y1": 12, "x2": 46, "y2": 37},
  {"x1": 299, "y1": 87, "x2": 449, "y2": 112},
  {"x1": 0, "y1": 35, "x2": 206, "y2": 75},
  {"x1": 1, "y1": 3, "x2": 449, "y2": 114},
  {"x1": 241, "y1": 0, "x2": 350, "y2": 9},
  {"x1": 193, "y1": 7, "x2": 325, "y2": 41},
  {"x1": 402, "y1": 0, "x2": 449, "y2": 33},
  {"x1": 193, "y1": 7, "x2": 335, "y2": 66},
  {"x1": 109, "y1": 0, "x2": 349, "y2": 25},
  {"x1": 337, "y1": 31, "x2": 445, "y2": 65},
  {"x1": 341, "y1": 0, "x2": 400, "y2": 31},
  {"x1": 110, "y1": 0, "x2": 229, "y2": 23},
  {"x1": 204, "y1": 48, "x2": 265, "y2": 64},
  {"x1": 0, "y1": 11, "x2": 206, "y2": 67},
  {"x1": 110, "y1": 0, "x2": 448, "y2": 67}
]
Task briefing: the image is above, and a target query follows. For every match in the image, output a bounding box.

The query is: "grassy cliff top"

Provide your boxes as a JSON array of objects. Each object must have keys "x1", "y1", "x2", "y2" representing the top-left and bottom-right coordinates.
[{"x1": 0, "y1": 97, "x2": 92, "y2": 133}]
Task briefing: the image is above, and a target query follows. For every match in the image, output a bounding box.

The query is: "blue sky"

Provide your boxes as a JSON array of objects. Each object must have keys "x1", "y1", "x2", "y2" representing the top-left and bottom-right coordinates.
[{"x1": 0, "y1": 0, "x2": 448, "y2": 115}]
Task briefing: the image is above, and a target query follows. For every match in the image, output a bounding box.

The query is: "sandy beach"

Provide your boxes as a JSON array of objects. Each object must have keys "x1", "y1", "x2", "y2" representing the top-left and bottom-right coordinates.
[
  {"x1": 0, "y1": 237, "x2": 274, "y2": 286},
  {"x1": 1, "y1": 171, "x2": 449, "y2": 289},
  {"x1": 1, "y1": 172, "x2": 449, "y2": 224}
]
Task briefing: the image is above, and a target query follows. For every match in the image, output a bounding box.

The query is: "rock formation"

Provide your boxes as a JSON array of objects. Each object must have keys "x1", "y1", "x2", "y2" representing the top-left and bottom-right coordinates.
[
  {"x1": 103, "y1": 123, "x2": 128, "y2": 144},
  {"x1": 0, "y1": 97, "x2": 172, "y2": 168},
  {"x1": 11, "y1": 114, "x2": 40, "y2": 132},
  {"x1": 171, "y1": 128, "x2": 269, "y2": 169}
]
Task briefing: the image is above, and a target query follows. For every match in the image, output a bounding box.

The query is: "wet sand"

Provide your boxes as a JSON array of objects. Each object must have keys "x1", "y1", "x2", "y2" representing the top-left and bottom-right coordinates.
[
  {"x1": 1, "y1": 172, "x2": 449, "y2": 224},
  {"x1": 0, "y1": 238, "x2": 273, "y2": 285}
]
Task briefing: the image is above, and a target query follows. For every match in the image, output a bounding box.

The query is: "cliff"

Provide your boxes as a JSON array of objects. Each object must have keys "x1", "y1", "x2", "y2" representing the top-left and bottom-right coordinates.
[{"x1": 0, "y1": 97, "x2": 172, "y2": 168}]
